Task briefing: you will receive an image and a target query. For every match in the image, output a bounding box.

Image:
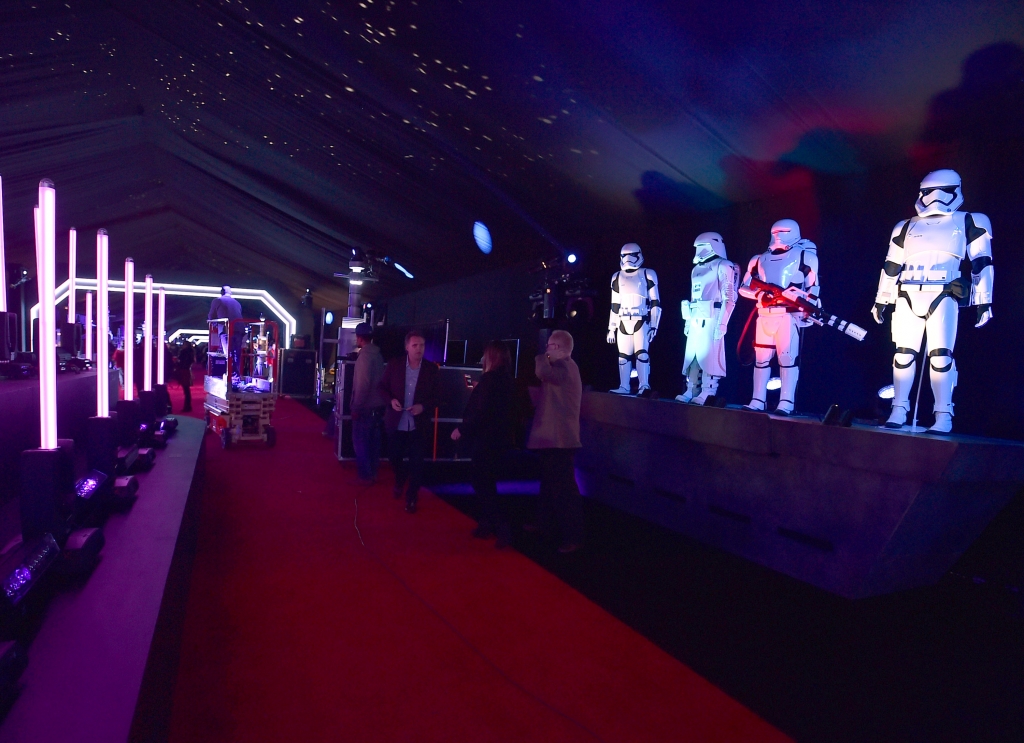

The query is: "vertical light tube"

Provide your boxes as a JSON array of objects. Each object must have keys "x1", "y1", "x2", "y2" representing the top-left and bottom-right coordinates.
[
  {"x1": 157, "y1": 288, "x2": 166, "y2": 385},
  {"x1": 0, "y1": 175, "x2": 7, "y2": 313},
  {"x1": 36, "y1": 180, "x2": 57, "y2": 450},
  {"x1": 67, "y1": 228, "x2": 77, "y2": 325},
  {"x1": 96, "y1": 230, "x2": 109, "y2": 417},
  {"x1": 124, "y1": 258, "x2": 134, "y2": 401},
  {"x1": 143, "y1": 274, "x2": 153, "y2": 392},
  {"x1": 85, "y1": 291, "x2": 93, "y2": 361}
]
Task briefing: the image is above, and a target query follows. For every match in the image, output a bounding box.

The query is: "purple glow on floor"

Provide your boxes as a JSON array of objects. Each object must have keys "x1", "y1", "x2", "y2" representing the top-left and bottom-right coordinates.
[{"x1": 431, "y1": 481, "x2": 541, "y2": 496}]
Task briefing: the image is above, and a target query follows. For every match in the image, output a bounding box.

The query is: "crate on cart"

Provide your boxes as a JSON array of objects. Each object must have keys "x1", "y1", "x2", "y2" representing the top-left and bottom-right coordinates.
[{"x1": 204, "y1": 318, "x2": 280, "y2": 448}]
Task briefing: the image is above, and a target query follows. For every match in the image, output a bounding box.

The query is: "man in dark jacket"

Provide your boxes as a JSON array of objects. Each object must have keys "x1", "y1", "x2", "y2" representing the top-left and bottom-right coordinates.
[
  {"x1": 379, "y1": 329, "x2": 440, "y2": 513},
  {"x1": 208, "y1": 286, "x2": 244, "y2": 370},
  {"x1": 351, "y1": 323, "x2": 386, "y2": 484}
]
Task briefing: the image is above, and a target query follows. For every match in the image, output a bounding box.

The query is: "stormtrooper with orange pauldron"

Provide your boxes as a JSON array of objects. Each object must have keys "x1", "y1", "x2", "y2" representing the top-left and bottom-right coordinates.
[
  {"x1": 738, "y1": 219, "x2": 819, "y2": 415},
  {"x1": 871, "y1": 169, "x2": 993, "y2": 434},
  {"x1": 676, "y1": 233, "x2": 739, "y2": 405},
  {"x1": 607, "y1": 243, "x2": 661, "y2": 395}
]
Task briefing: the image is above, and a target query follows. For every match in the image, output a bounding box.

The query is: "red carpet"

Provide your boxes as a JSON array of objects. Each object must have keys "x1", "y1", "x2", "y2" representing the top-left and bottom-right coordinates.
[{"x1": 164, "y1": 379, "x2": 791, "y2": 742}]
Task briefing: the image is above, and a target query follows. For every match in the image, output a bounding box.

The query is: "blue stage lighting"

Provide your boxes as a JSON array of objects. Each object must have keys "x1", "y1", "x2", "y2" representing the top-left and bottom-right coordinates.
[
  {"x1": 393, "y1": 263, "x2": 414, "y2": 279},
  {"x1": 325, "y1": 311, "x2": 334, "y2": 325},
  {"x1": 567, "y1": 253, "x2": 577, "y2": 264},
  {"x1": 877, "y1": 384, "x2": 895, "y2": 399},
  {"x1": 473, "y1": 222, "x2": 492, "y2": 254},
  {"x1": 767, "y1": 377, "x2": 782, "y2": 390}
]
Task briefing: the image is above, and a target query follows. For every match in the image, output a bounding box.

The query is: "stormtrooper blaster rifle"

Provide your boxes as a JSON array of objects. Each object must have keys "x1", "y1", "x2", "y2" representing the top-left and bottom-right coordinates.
[{"x1": 748, "y1": 277, "x2": 867, "y2": 341}]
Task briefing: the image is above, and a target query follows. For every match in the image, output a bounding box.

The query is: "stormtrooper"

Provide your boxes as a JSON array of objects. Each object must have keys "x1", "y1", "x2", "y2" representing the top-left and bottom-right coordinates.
[
  {"x1": 675, "y1": 233, "x2": 739, "y2": 404},
  {"x1": 738, "y1": 219, "x2": 820, "y2": 415},
  {"x1": 871, "y1": 169, "x2": 993, "y2": 434},
  {"x1": 607, "y1": 243, "x2": 661, "y2": 395}
]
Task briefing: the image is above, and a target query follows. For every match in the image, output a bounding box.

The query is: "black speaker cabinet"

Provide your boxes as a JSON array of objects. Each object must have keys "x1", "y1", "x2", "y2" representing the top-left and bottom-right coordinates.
[
  {"x1": 0, "y1": 312, "x2": 16, "y2": 361},
  {"x1": 279, "y1": 349, "x2": 317, "y2": 397}
]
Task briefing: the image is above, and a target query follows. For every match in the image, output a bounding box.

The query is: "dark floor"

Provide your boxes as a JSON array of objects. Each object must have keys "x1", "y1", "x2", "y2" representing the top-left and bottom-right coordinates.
[{"x1": 434, "y1": 480, "x2": 1024, "y2": 743}]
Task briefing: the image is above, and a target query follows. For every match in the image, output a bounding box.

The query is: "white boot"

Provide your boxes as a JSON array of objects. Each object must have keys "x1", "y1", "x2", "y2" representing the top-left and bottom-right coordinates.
[
  {"x1": 610, "y1": 359, "x2": 632, "y2": 394},
  {"x1": 635, "y1": 350, "x2": 651, "y2": 396},
  {"x1": 745, "y1": 364, "x2": 770, "y2": 410},
  {"x1": 774, "y1": 365, "x2": 799, "y2": 415},
  {"x1": 692, "y1": 374, "x2": 719, "y2": 405},
  {"x1": 675, "y1": 367, "x2": 700, "y2": 403},
  {"x1": 884, "y1": 404, "x2": 909, "y2": 429},
  {"x1": 885, "y1": 352, "x2": 916, "y2": 428},
  {"x1": 927, "y1": 357, "x2": 957, "y2": 434}
]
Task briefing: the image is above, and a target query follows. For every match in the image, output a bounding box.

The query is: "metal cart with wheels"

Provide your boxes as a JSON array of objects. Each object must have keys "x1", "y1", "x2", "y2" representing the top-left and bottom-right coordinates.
[{"x1": 204, "y1": 318, "x2": 279, "y2": 448}]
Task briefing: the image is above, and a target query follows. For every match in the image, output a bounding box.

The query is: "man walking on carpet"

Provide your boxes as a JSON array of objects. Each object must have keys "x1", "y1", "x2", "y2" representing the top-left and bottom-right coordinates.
[{"x1": 380, "y1": 329, "x2": 440, "y2": 513}]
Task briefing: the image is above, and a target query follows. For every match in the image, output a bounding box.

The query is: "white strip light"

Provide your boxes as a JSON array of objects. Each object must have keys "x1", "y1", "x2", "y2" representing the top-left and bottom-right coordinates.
[
  {"x1": 0, "y1": 175, "x2": 7, "y2": 313},
  {"x1": 85, "y1": 291, "x2": 93, "y2": 361},
  {"x1": 35, "y1": 181, "x2": 58, "y2": 450},
  {"x1": 167, "y1": 328, "x2": 209, "y2": 342},
  {"x1": 67, "y1": 228, "x2": 76, "y2": 325},
  {"x1": 124, "y1": 258, "x2": 134, "y2": 402},
  {"x1": 96, "y1": 230, "x2": 109, "y2": 417},
  {"x1": 157, "y1": 288, "x2": 165, "y2": 385},
  {"x1": 33, "y1": 281, "x2": 297, "y2": 348},
  {"x1": 143, "y1": 274, "x2": 153, "y2": 392}
]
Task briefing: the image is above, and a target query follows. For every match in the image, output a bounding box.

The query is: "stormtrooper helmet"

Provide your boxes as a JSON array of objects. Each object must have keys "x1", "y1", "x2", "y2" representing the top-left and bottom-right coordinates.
[
  {"x1": 693, "y1": 232, "x2": 727, "y2": 264},
  {"x1": 619, "y1": 243, "x2": 644, "y2": 272},
  {"x1": 768, "y1": 219, "x2": 801, "y2": 252},
  {"x1": 915, "y1": 169, "x2": 963, "y2": 217}
]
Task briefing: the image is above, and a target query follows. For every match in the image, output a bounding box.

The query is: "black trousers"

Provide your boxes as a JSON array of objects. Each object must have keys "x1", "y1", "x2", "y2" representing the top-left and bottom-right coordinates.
[
  {"x1": 388, "y1": 428, "x2": 426, "y2": 503},
  {"x1": 472, "y1": 448, "x2": 510, "y2": 541},
  {"x1": 536, "y1": 448, "x2": 584, "y2": 546}
]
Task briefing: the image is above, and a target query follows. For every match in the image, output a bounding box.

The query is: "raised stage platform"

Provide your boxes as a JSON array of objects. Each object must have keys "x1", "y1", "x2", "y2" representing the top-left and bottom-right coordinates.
[
  {"x1": 576, "y1": 393, "x2": 1024, "y2": 599},
  {"x1": 0, "y1": 370, "x2": 119, "y2": 503},
  {"x1": 0, "y1": 416, "x2": 206, "y2": 743}
]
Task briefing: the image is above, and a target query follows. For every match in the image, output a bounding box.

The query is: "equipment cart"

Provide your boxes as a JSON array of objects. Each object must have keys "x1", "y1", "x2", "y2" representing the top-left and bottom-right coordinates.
[{"x1": 204, "y1": 318, "x2": 280, "y2": 448}]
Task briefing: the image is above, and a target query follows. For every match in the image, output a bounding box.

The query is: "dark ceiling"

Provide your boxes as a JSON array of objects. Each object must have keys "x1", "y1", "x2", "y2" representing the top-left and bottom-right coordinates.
[{"x1": 1, "y1": 0, "x2": 1022, "y2": 327}]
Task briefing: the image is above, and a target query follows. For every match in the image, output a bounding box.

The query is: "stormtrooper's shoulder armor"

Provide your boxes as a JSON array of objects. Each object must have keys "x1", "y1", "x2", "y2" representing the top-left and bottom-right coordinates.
[
  {"x1": 965, "y1": 213, "x2": 993, "y2": 259},
  {"x1": 610, "y1": 271, "x2": 621, "y2": 290},
  {"x1": 641, "y1": 268, "x2": 658, "y2": 287}
]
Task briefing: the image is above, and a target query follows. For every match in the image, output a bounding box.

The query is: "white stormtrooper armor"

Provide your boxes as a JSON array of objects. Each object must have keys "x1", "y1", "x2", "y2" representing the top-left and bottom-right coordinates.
[
  {"x1": 871, "y1": 169, "x2": 993, "y2": 434},
  {"x1": 675, "y1": 233, "x2": 739, "y2": 405},
  {"x1": 738, "y1": 219, "x2": 820, "y2": 415},
  {"x1": 607, "y1": 243, "x2": 661, "y2": 395}
]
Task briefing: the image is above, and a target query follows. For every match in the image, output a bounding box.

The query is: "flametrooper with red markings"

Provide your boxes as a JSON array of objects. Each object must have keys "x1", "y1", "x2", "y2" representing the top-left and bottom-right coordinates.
[
  {"x1": 675, "y1": 233, "x2": 739, "y2": 404},
  {"x1": 738, "y1": 219, "x2": 820, "y2": 415},
  {"x1": 871, "y1": 169, "x2": 993, "y2": 434},
  {"x1": 607, "y1": 243, "x2": 661, "y2": 395}
]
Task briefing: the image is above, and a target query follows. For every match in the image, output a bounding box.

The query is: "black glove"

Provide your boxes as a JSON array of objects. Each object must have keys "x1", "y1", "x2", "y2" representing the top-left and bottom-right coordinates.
[{"x1": 871, "y1": 303, "x2": 890, "y2": 324}]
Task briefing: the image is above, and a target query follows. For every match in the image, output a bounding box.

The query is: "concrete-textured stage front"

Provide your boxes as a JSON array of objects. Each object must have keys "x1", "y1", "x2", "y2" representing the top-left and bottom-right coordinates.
[{"x1": 577, "y1": 393, "x2": 1024, "y2": 599}]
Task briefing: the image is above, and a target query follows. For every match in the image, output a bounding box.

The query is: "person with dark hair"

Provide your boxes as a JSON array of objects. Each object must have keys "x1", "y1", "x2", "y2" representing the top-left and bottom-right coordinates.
[
  {"x1": 208, "y1": 285, "x2": 243, "y2": 370},
  {"x1": 451, "y1": 341, "x2": 515, "y2": 548},
  {"x1": 176, "y1": 340, "x2": 195, "y2": 412},
  {"x1": 526, "y1": 330, "x2": 584, "y2": 553},
  {"x1": 379, "y1": 330, "x2": 440, "y2": 513},
  {"x1": 351, "y1": 323, "x2": 386, "y2": 484}
]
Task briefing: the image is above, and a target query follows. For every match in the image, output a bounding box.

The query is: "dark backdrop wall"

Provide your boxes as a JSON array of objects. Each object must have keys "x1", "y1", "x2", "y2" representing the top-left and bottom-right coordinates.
[{"x1": 385, "y1": 43, "x2": 1024, "y2": 441}]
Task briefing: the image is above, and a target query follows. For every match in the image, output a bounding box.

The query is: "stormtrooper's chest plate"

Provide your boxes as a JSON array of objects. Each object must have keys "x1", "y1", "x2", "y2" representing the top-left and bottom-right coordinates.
[
  {"x1": 617, "y1": 270, "x2": 649, "y2": 314},
  {"x1": 691, "y1": 260, "x2": 721, "y2": 302},
  {"x1": 757, "y1": 248, "x2": 804, "y2": 289},
  {"x1": 901, "y1": 214, "x2": 966, "y2": 284}
]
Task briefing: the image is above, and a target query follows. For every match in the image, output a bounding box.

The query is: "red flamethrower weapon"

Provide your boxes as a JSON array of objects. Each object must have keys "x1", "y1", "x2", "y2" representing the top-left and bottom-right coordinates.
[{"x1": 748, "y1": 277, "x2": 866, "y2": 341}]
